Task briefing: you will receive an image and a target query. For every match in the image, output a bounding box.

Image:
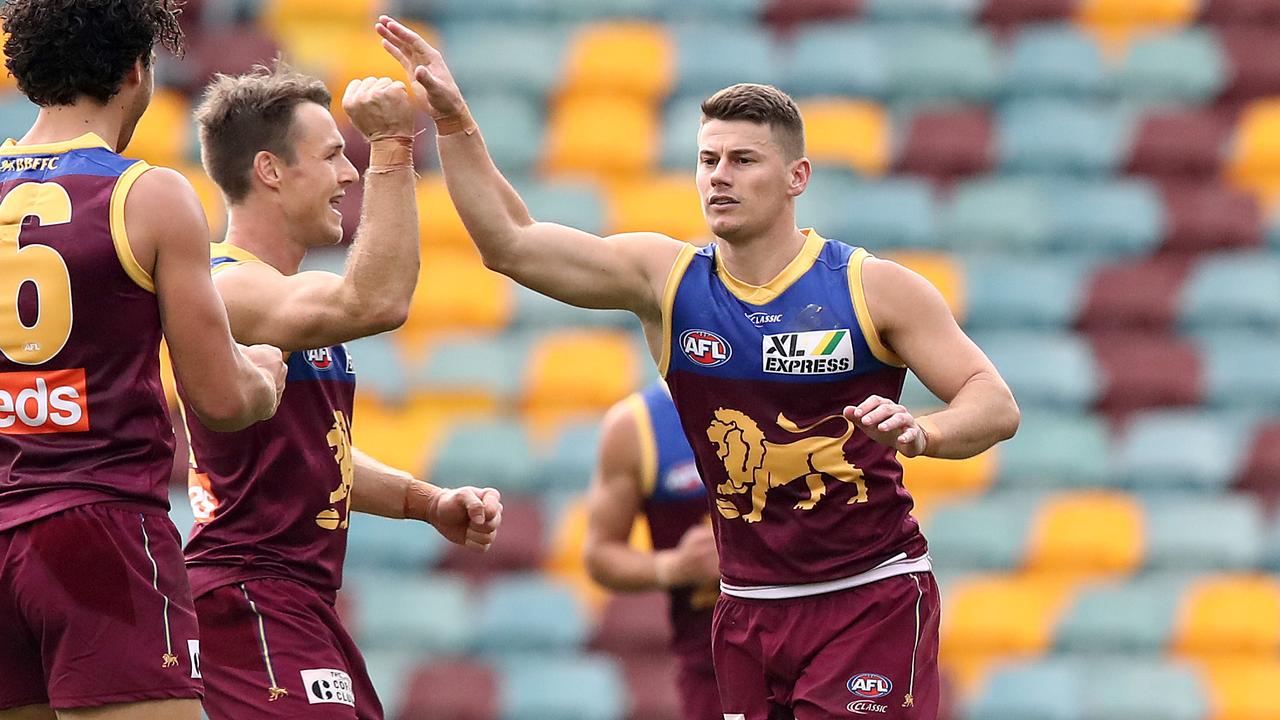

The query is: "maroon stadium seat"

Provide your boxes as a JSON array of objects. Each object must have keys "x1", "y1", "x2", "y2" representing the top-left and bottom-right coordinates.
[
  {"x1": 1077, "y1": 257, "x2": 1195, "y2": 331},
  {"x1": 1236, "y1": 422, "x2": 1280, "y2": 509},
  {"x1": 1126, "y1": 109, "x2": 1232, "y2": 177},
  {"x1": 437, "y1": 496, "x2": 545, "y2": 578},
  {"x1": 979, "y1": 0, "x2": 1078, "y2": 28},
  {"x1": 1087, "y1": 332, "x2": 1205, "y2": 414},
  {"x1": 185, "y1": 24, "x2": 281, "y2": 94},
  {"x1": 618, "y1": 653, "x2": 683, "y2": 720},
  {"x1": 1201, "y1": 0, "x2": 1280, "y2": 26},
  {"x1": 762, "y1": 0, "x2": 862, "y2": 33},
  {"x1": 396, "y1": 659, "x2": 499, "y2": 720},
  {"x1": 1159, "y1": 181, "x2": 1263, "y2": 253},
  {"x1": 1218, "y1": 28, "x2": 1280, "y2": 100},
  {"x1": 589, "y1": 592, "x2": 672, "y2": 656},
  {"x1": 895, "y1": 108, "x2": 994, "y2": 182}
]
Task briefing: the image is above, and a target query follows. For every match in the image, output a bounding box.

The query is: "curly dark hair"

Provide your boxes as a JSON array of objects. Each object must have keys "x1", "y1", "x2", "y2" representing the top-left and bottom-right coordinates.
[{"x1": 1, "y1": 0, "x2": 185, "y2": 107}]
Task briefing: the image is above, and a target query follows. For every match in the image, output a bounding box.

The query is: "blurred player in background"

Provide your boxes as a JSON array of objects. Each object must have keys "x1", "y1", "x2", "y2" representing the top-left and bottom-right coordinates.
[
  {"x1": 182, "y1": 61, "x2": 502, "y2": 720},
  {"x1": 381, "y1": 15, "x2": 1019, "y2": 719},
  {"x1": 0, "y1": 1, "x2": 288, "y2": 719},
  {"x1": 585, "y1": 380, "x2": 721, "y2": 719}
]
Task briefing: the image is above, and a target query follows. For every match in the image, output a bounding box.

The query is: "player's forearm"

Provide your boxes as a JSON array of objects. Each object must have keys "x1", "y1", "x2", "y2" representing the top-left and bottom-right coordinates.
[
  {"x1": 585, "y1": 542, "x2": 672, "y2": 592},
  {"x1": 436, "y1": 126, "x2": 535, "y2": 272},
  {"x1": 918, "y1": 371, "x2": 1019, "y2": 459},
  {"x1": 349, "y1": 447, "x2": 433, "y2": 519},
  {"x1": 340, "y1": 139, "x2": 419, "y2": 334}
]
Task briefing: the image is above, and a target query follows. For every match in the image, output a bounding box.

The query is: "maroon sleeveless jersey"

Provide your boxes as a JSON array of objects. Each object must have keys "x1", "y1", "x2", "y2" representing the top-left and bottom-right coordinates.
[
  {"x1": 0, "y1": 133, "x2": 173, "y2": 532},
  {"x1": 184, "y1": 243, "x2": 357, "y2": 601},
  {"x1": 661, "y1": 231, "x2": 928, "y2": 589}
]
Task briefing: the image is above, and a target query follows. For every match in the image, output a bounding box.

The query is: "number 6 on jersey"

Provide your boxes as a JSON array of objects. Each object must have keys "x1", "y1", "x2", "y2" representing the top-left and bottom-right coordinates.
[{"x1": 0, "y1": 181, "x2": 74, "y2": 365}]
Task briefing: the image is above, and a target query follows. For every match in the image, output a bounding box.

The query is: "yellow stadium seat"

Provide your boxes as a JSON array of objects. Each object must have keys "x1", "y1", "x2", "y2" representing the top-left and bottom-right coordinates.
[
  {"x1": 885, "y1": 251, "x2": 966, "y2": 323},
  {"x1": 543, "y1": 93, "x2": 658, "y2": 181},
  {"x1": 522, "y1": 329, "x2": 641, "y2": 414},
  {"x1": 1023, "y1": 491, "x2": 1144, "y2": 576},
  {"x1": 901, "y1": 450, "x2": 996, "y2": 523},
  {"x1": 175, "y1": 163, "x2": 229, "y2": 240},
  {"x1": 1174, "y1": 576, "x2": 1280, "y2": 657},
  {"x1": 1197, "y1": 659, "x2": 1280, "y2": 720},
  {"x1": 350, "y1": 392, "x2": 455, "y2": 476},
  {"x1": 403, "y1": 250, "x2": 512, "y2": 343},
  {"x1": 263, "y1": 0, "x2": 380, "y2": 35},
  {"x1": 128, "y1": 89, "x2": 190, "y2": 168},
  {"x1": 797, "y1": 99, "x2": 890, "y2": 177},
  {"x1": 275, "y1": 22, "x2": 437, "y2": 105},
  {"x1": 606, "y1": 174, "x2": 708, "y2": 241},
  {"x1": 415, "y1": 175, "x2": 473, "y2": 250},
  {"x1": 1229, "y1": 100, "x2": 1280, "y2": 209},
  {"x1": 0, "y1": 34, "x2": 16, "y2": 90},
  {"x1": 1075, "y1": 0, "x2": 1197, "y2": 55},
  {"x1": 559, "y1": 22, "x2": 672, "y2": 102},
  {"x1": 942, "y1": 574, "x2": 1080, "y2": 656}
]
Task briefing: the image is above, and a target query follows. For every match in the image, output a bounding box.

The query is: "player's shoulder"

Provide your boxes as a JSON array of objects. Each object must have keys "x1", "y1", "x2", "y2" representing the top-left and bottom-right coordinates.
[{"x1": 124, "y1": 165, "x2": 204, "y2": 223}]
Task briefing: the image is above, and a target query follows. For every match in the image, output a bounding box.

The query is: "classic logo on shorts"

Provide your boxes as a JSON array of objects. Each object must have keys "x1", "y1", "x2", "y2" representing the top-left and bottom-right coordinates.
[
  {"x1": 0, "y1": 369, "x2": 89, "y2": 434},
  {"x1": 681, "y1": 329, "x2": 731, "y2": 367},
  {"x1": 305, "y1": 348, "x2": 334, "y2": 371},
  {"x1": 847, "y1": 673, "x2": 892, "y2": 715},
  {"x1": 763, "y1": 329, "x2": 854, "y2": 375},
  {"x1": 301, "y1": 669, "x2": 355, "y2": 707}
]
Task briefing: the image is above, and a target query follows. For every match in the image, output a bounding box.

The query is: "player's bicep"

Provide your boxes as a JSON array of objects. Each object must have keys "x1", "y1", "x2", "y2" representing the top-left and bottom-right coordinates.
[
  {"x1": 585, "y1": 404, "x2": 646, "y2": 545},
  {"x1": 868, "y1": 259, "x2": 1002, "y2": 404},
  {"x1": 503, "y1": 224, "x2": 684, "y2": 318},
  {"x1": 213, "y1": 267, "x2": 350, "y2": 351}
]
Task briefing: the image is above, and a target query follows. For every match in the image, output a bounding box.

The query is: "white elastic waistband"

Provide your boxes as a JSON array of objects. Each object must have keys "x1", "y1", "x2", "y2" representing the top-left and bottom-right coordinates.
[{"x1": 720, "y1": 553, "x2": 932, "y2": 600}]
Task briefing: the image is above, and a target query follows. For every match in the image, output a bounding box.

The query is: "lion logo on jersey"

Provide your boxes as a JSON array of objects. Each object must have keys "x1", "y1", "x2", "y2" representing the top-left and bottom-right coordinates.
[
  {"x1": 315, "y1": 410, "x2": 354, "y2": 531},
  {"x1": 706, "y1": 408, "x2": 867, "y2": 523}
]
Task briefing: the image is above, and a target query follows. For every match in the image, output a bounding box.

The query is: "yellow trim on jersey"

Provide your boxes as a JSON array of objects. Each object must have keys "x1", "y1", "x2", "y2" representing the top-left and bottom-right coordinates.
[
  {"x1": 210, "y1": 242, "x2": 265, "y2": 275},
  {"x1": 108, "y1": 160, "x2": 157, "y2": 293},
  {"x1": 626, "y1": 393, "x2": 658, "y2": 499},
  {"x1": 849, "y1": 248, "x2": 905, "y2": 368},
  {"x1": 658, "y1": 243, "x2": 698, "y2": 377},
  {"x1": 0, "y1": 132, "x2": 112, "y2": 155},
  {"x1": 714, "y1": 228, "x2": 824, "y2": 305}
]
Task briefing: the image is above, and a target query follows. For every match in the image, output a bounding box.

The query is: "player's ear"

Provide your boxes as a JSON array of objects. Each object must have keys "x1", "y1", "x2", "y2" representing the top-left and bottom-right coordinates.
[
  {"x1": 253, "y1": 151, "x2": 284, "y2": 191},
  {"x1": 787, "y1": 157, "x2": 811, "y2": 198}
]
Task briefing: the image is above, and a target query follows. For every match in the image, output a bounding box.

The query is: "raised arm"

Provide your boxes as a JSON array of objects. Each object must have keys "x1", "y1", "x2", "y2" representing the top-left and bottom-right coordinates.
[
  {"x1": 584, "y1": 400, "x2": 719, "y2": 591},
  {"x1": 348, "y1": 447, "x2": 502, "y2": 552},
  {"x1": 129, "y1": 167, "x2": 285, "y2": 431},
  {"x1": 376, "y1": 16, "x2": 683, "y2": 320},
  {"x1": 845, "y1": 258, "x2": 1020, "y2": 459}
]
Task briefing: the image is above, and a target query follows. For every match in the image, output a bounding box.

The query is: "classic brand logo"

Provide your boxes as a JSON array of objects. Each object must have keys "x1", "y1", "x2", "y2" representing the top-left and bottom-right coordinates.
[
  {"x1": 0, "y1": 369, "x2": 89, "y2": 434},
  {"x1": 763, "y1": 329, "x2": 855, "y2": 375},
  {"x1": 680, "y1": 329, "x2": 732, "y2": 367}
]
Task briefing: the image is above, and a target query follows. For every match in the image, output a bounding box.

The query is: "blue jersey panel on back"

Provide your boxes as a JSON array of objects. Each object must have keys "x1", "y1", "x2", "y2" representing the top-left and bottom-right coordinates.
[{"x1": 639, "y1": 382, "x2": 704, "y2": 505}]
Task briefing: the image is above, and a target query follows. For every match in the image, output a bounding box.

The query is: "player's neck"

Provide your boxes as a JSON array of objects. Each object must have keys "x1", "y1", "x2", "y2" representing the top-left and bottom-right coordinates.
[
  {"x1": 224, "y1": 204, "x2": 307, "y2": 275},
  {"x1": 19, "y1": 104, "x2": 125, "y2": 152},
  {"x1": 714, "y1": 216, "x2": 808, "y2": 287}
]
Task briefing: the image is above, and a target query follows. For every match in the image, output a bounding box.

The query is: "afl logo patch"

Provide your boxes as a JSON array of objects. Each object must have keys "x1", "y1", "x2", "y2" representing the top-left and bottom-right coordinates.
[
  {"x1": 680, "y1": 329, "x2": 732, "y2": 367},
  {"x1": 305, "y1": 348, "x2": 334, "y2": 370},
  {"x1": 847, "y1": 673, "x2": 892, "y2": 699}
]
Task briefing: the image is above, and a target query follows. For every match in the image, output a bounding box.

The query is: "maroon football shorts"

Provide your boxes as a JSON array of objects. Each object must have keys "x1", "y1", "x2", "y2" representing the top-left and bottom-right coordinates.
[
  {"x1": 195, "y1": 577, "x2": 382, "y2": 720},
  {"x1": 712, "y1": 572, "x2": 940, "y2": 720},
  {"x1": 0, "y1": 502, "x2": 202, "y2": 710}
]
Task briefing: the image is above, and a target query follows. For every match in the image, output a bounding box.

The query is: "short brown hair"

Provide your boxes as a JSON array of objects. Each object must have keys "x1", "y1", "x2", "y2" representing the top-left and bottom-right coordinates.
[
  {"x1": 701, "y1": 83, "x2": 805, "y2": 160},
  {"x1": 194, "y1": 60, "x2": 331, "y2": 203}
]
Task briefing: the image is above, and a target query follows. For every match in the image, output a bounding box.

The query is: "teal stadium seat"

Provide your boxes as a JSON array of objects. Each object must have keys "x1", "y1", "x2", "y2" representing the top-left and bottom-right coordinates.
[
  {"x1": 943, "y1": 178, "x2": 1052, "y2": 253},
  {"x1": 998, "y1": 100, "x2": 1135, "y2": 175},
  {"x1": 922, "y1": 493, "x2": 1040, "y2": 572},
  {"x1": 475, "y1": 574, "x2": 589, "y2": 653},
  {"x1": 1043, "y1": 179, "x2": 1163, "y2": 256},
  {"x1": 967, "y1": 658, "x2": 1207, "y2": 720},
  {"x1": 862, "y1": 0, "x2": 982, "y2": 22},
  {"x1": 535, "y1": 420, "x2": 603, "y2": 492},
  {"x1": 1117, "y1": 30, "x2": 1227, "y2": 104},
  {"x1": 880, "y1": 25, "x2": 999, "y2": 102},
  {"x1": 167, "y1": 487, "x2": 196, "y2": 545},
  {"x1": 346, "y1": 335, "x2": 408, "y2": 399},
  {"x1": 0, "y1": 96, "x2": 39, "y2": 148},
  {"x1": 467, "y1": 94, "x2": 545, "y2": 173},
  {"x1": 660, "y1": 97, "x2": 705, "y2": 169},
  {"x1": 970, "y1": 331, "x2": 1101, "y2": 411},
  {"x1": 402, "y1": 0, "x2": 549, "y2": 21},
  {"x1": 511, "y1": 284, "x2": 633, "y2": 328},
  {"x1": 345, "y1": 513, "x2": 447, "y2": 571},
  {"x1": 1180, "y1": 253, "x2": 1280, "y2": 331},
  {"x1": 798, "y1": 173, "x2": 938, "y2": 251},
  {"x1": 431, "y1": 419, "x2": 539, "y2": 493},
  {"x1": 517, "y1": 179, "x2": 608, "y2": 236},
  {"x1": 546, "y1": 0, "x2": 662, "y2": 20},
  {"x1": 1117, "y1": 410, "x2": 1252, "y2": 492},
  {"x1": 785, "y1": 24, "x2": 886, "y2": 98},
  {"x1": 1143, "y1": 494, "x2": 1265, "y2": 570},
  {"x1": 440, "y1": 23, "x2": 567, "y2": 98},
  {"x1": 994, "y1": 413, "x2": 1114, "y2": 489},
  {"x1": 672, "y1": 24, "x2": 781, "y2": 99},
  {"x1": 1055, "y1": 574, "x2": 1191, "y2": 653},
  {"x1": 1197, "y1": 332, "x2": 1280, "y2": 410},
  {"x1": 1006, "y1": 25, "x2": 1108, "y2": 98},
  {"x1": 416, "y1": 333, "x2": 530, "y2": 402},
  {"x1": 348, "y1": 570, "x2": 475, "y2": 653},
  {"x1": 658, "y1": 0, "x2": 764, "y2": 21},
  {"x1": 497, "y1": 654, "x2": 626, "y2": 720},
  {"x1": 358, "y1": 649, "x2": 420, "y2": 714},
  {"x1": 961, "y1": 257, "x2": 1089, "y2": 328}
]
